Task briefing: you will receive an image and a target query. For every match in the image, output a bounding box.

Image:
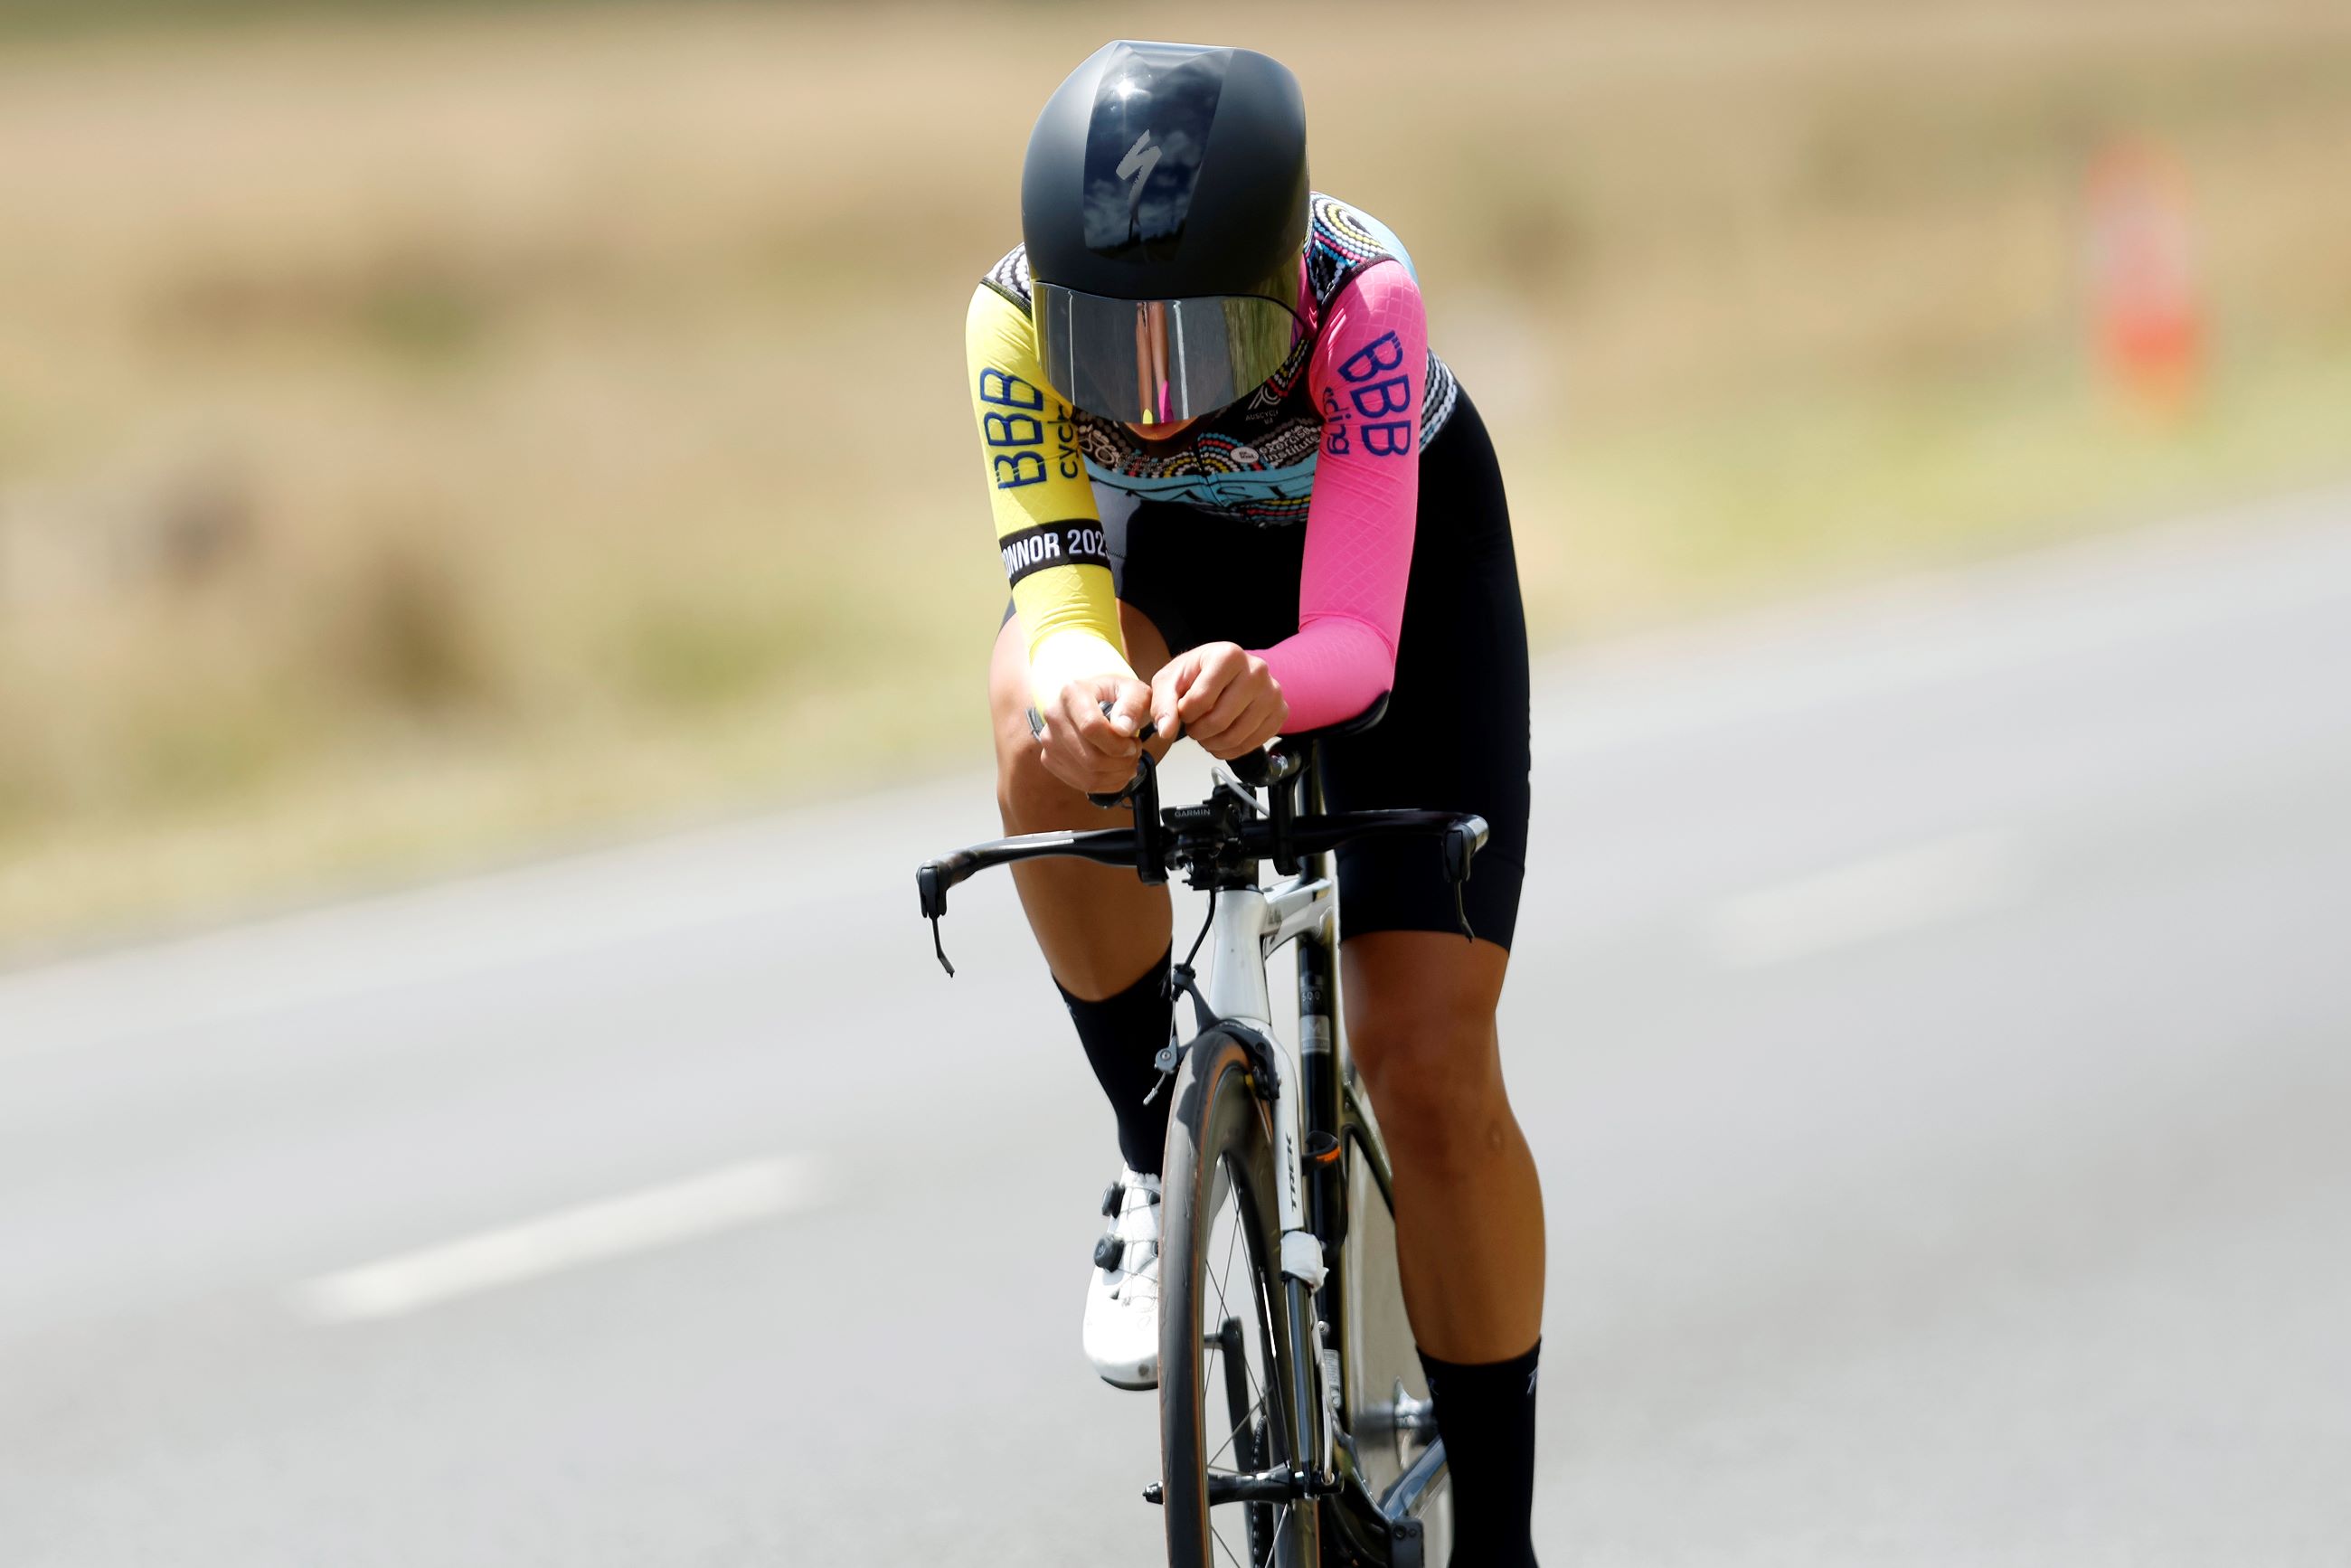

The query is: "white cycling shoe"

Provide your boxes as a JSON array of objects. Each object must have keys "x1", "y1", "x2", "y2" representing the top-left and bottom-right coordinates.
[{"x1": 1083, "y1": 1167, "x2": 1162, "y2": 1390}]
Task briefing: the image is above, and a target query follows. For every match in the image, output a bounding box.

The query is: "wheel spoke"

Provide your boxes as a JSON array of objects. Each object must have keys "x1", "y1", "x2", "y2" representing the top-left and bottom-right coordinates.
[
  {"x1": 1260, "y1": 1503, "x2": 1290, "y2": 1568},
  {"x1": 1204, "y1": 1167, "x2": 1267, "y2": 1475},
  {"x1": 1205, "y1": 1391, "x2": 1260, "y2": 1472},
  {"x1": 1204, "y1": 1177, "x2": 1240, "y2": 1322},
  {"x1": 1203, "y1": 1237, "x2": 1241, "y2": 1470},
  {"x1": 1216, "y1": 1192, "x2": 1244, "y2": 1314},
  {"x1": 1185, "y1": 1087, "x2": 1309, "y2": 1568},
  {"x1": 1214, "y1": 1173, "x2": 1268, "y2": 1428}
]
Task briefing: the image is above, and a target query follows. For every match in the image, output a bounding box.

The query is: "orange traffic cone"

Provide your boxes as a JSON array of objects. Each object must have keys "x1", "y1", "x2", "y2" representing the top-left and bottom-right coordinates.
[{"x1": 2086, "y1": 141, "x2": 2204, "y2": 420}]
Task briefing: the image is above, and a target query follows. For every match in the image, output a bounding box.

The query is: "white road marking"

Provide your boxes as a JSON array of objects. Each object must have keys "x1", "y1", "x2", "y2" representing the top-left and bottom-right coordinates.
[
  {"x1": 289, "y1": 1156, "x2": 830, "y2": 1324},
  {"x1": 1701, "y1": 830, "x2": 2031, "y2": 968}
]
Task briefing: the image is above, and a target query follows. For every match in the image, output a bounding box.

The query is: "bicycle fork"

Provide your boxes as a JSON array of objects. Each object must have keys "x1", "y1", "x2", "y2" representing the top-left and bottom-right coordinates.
[{"x1": 1197, "y1": 877, "x2": 1341, "y2": 1492}]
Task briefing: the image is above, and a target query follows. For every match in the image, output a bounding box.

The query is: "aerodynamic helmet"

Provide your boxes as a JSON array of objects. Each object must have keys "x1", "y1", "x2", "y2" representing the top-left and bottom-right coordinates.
[{"x1": 1021, "y1": 41, "x2": 1310, "y2": 426}]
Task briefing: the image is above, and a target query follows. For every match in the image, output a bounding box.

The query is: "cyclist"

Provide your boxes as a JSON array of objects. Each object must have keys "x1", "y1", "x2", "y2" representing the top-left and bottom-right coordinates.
[{"x1": 968, "y1": 42, "x2": 1544, "y2": 1565}]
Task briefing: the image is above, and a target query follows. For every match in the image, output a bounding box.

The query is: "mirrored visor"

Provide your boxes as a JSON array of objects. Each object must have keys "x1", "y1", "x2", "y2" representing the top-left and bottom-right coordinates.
[{"x1": 1032, "y1": 281, "x2": 1302, "y2": 426}]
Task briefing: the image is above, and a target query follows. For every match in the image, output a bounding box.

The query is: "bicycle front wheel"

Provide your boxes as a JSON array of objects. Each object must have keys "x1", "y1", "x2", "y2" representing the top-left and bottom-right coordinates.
[{"x1": 1158, "y1": 1029, "x2": 1320, "y2": 1568}]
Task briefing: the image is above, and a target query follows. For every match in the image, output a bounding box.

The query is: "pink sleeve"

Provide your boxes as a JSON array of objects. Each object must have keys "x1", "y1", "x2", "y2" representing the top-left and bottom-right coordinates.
[{"x1": 1251, "y1": 260, "x2": 1426, "y2": 732}]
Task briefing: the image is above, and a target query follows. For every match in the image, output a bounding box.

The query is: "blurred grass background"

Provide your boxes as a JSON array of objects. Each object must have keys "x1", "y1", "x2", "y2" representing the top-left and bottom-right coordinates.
[{"x1": 1, "y1": 0, "x2": 2346, "y2": 952}]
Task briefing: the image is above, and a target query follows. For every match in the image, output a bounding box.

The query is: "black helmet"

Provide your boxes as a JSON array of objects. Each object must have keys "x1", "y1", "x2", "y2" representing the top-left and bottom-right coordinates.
[{"x1": 1022, "y1": 41, "x2": 1310, "y2": 426}]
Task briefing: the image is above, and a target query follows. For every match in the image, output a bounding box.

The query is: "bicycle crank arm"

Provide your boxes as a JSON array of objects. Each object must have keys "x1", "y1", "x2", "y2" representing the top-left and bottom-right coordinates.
[{"x1": 1351, "y1": 1382, "x2": 1439, "y2": 1443}]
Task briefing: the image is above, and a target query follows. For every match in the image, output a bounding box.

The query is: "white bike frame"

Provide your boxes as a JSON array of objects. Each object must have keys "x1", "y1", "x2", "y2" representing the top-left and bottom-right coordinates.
[{"x1": 1202, "y1": 874, "x2": 1338, "y2": 1294}]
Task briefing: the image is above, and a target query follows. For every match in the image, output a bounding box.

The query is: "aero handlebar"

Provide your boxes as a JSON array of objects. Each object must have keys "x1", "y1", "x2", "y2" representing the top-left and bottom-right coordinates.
[
  {"x1": 917, "y1": 695, "x2": 1481, "y2": 974},
  {"x1": 916, "y1": 810, "x2": 1485, "y2": 923}
]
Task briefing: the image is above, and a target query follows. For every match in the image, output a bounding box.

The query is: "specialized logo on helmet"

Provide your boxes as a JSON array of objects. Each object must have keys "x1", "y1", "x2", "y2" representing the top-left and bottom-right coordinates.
[{"x1": 1116, "y1": 130, "x2": 1162, "y2": 234}]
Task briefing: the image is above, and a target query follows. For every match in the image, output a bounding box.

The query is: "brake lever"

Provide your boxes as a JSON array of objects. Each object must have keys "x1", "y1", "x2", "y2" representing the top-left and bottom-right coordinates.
[
  {"x1": 1441, "y1": 816, "x2": 1490, "y2": 943},
  {"x1": 916, "y1": 864, "x2": 956, "y2": 976}
]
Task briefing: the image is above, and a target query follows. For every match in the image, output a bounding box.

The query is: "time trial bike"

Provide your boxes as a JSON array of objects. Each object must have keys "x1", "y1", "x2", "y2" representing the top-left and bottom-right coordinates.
[{"x1": 916, "y1": 704, "x2": 1485, "y2": 1567}]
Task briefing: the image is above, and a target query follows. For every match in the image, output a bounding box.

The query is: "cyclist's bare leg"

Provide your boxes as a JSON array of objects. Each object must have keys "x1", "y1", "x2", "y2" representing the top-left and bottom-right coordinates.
[
  {"x1": 988, "y1": 606, "x2": 1176, "y2": 999},
  {"x1": 1341, "y1": 930, "x2": 1544, "y2": 1360}
]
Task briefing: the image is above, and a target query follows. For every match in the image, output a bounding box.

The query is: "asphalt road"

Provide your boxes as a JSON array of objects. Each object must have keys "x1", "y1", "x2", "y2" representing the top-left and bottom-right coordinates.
[{"x1": 4, "y1": 489, "x2": 2348, "y2": 1566}]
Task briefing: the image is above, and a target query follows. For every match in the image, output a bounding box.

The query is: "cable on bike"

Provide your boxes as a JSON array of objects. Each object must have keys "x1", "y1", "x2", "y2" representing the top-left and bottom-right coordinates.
[
  {"x1": 1144, "y1": 893, "x2": 1222, "y2": 1107},
  {"x1": 1176, "y1": 892, "x2": 1216, "y2": 1005}
]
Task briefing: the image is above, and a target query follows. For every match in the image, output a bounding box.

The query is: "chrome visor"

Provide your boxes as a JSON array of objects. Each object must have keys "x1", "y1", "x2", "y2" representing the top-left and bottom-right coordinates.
[{"x1": 1032, "y1": 280, "x2": 1302, "y2": 426}]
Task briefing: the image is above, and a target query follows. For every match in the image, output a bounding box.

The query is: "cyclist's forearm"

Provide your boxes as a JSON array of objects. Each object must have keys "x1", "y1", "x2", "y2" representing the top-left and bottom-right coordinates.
[
  {"x1": 1270, "y1": 260, "x2": 1426, "y2": 732},
  {"x1": 1252, "y1": 611, "x2": 1394, "y2": 732},
  {"x1": 1010, "y1": 538, "x2": 1130, "y2": 710}
]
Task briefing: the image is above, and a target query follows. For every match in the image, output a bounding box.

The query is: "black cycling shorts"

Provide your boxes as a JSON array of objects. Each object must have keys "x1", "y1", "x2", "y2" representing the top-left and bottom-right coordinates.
[{"x1": 1072, "y1": 390, "x2": 1532, "y2": 949}]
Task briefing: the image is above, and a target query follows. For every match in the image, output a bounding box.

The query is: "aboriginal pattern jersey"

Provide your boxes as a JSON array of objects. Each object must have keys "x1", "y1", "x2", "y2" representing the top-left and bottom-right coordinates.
[{"x1": 975, "y1": 193, "x2": 1459, "y2": 528}]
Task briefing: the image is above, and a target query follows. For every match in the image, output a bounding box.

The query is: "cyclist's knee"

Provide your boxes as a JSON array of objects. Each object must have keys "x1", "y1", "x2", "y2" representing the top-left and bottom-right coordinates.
[
  {"x1": 1347, "y1": 957, "x2": 1514, "y2": 1179},
  {"x1": 1361, "y1": 1017, "x2": 1506, "y2": 1153},
  {"x1": 987, "y1": 619, "x2": 1034, "y2": 734},
  {"x1": 991, "y1": 686, "x2": 1100, "y2": 836},
  {"x1": 989, "y1": 628, "x2": 1057, "y2": 819},
  {"x1": 996, "y1": 739, "x2": 1089, "y2": 834}
]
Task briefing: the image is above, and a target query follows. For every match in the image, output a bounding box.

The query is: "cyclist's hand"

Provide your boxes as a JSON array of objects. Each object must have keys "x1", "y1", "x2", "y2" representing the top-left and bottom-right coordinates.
[
  {"x1": 1039, "y1": 673, "x2": 1154, "y2": 797},
  {"x1": 1152, "y1": 642, "x2": 1287, "y2": 760}
]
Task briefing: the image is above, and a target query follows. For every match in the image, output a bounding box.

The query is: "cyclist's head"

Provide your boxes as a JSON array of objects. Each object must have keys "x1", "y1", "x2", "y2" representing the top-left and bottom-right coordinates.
[{"x1": 1022, "y1": 41, "x2": 1309, "y2": 429}]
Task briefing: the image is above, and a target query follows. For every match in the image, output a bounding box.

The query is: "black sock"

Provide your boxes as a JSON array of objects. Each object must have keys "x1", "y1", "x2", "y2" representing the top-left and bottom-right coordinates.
[
  {"x1": 1418, "y1": 1339, "x2": 1542, "y2": 1568},
  {"x1": 1055, "y1": 947, "x2": 1176, "y2": 1177}
]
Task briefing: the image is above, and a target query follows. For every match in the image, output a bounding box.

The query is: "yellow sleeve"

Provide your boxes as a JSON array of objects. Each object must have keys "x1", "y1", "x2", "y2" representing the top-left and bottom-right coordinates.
[{"x1": 966, "y1": 283, "x2": 1131, "y2": 713}]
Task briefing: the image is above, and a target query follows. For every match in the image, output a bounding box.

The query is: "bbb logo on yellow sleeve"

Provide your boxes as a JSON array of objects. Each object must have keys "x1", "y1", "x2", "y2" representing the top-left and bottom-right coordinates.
[{"x1": 978, "y1": 367, "x2": 1080, "y2": 491}]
